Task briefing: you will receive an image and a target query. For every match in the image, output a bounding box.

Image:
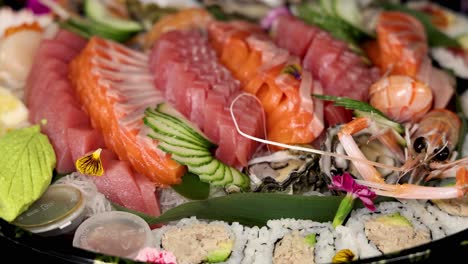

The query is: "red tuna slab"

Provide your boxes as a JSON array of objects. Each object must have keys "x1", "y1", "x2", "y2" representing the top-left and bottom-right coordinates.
[
  {"x1": 273, "y1": 15, "x2": 319, "y2": 58},
  {"x1": 150, "y1": 30, "x2": 263, "y2": 167},
  {"x1": 272, "y1": 16, "x2": 380, "y2": 124},
  {"x1": 26, "y1": 30, "x2": 160, "y2": 216}
]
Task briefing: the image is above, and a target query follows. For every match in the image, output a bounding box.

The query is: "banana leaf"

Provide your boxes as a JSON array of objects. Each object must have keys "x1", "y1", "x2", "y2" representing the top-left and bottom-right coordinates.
[
  {"x1": 171, "y1": 172, "x2": 210, "y2": 200},
  {"x1": 115, "y1": 193, "x2": 341, "y2": 227}
]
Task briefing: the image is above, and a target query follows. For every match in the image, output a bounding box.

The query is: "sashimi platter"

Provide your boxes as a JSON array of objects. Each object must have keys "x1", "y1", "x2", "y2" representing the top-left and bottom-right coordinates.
[{"x1": 1, "y1": 0, "x2": 468, "y2": 263}]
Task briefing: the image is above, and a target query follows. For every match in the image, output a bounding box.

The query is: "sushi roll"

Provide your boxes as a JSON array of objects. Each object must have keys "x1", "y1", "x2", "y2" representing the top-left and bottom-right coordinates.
[
  {"x1": 424, "y1": 197, "x2": 468, "y2": 236},
  {"x1": 336, "y1": 202, "x2": 433, "y2": 259},
  {"x1": 152, "y1": 217, "x2": 250, "y2": 264},
  {"x1": 244, "y1": 219, "x2": 335, "y2": 264}
]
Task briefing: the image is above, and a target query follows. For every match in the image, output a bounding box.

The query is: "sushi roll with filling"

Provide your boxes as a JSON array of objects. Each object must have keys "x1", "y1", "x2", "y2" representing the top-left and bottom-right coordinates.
[
  {"x1": 152, "y1": 217, "x2": 250, "y2": 264},
  {"x1": 425, "y1": 197, "x2": 468, "y2": 235},
  {"x1": 336, "y1": 202, "x2": 432, "y2": 259},
  {"x1": 244, "y1": 219, "x2": 335, "y2": 264}
]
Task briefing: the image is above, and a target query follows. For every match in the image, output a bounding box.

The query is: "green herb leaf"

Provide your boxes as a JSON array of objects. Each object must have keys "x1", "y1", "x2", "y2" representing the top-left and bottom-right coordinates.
[
  {"x1": 172, "y1": 172, "x2": 210, "y2": 200},
  {"x1": 313, "y1": 94, "x2": 386, "y2": 116},
  {"x1": 0, "y1": 126, "x2": 56, "y2": 222},
  {"x1": 381, "y1": 2, "x2": 460, "y2": 48},
  {"x1": 313, "y1": 94, "x2": 404, "y2": 134}
]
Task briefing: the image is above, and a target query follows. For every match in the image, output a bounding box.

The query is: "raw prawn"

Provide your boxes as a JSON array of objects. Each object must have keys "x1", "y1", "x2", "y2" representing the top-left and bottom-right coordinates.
[
  {"x1": 337, "y1": 109, "x2": 468, "y2": 199},
  {"x1": 368, "y1": 11, "x2": 456, "y2": 109},
  {"x1": 369, "y1": 75, "x2": 433, "y2": 123},
  {"x1": 208, "y1": 21, "x2": 324, "y2": 146}
]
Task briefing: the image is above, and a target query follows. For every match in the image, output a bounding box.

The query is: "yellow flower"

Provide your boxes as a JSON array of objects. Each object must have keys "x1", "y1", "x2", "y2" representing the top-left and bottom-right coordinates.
[
  {"x1": 75, "y1": 148, "x2": 104, "y2": 176},
  {"x1": 332, "y1": 249, "x2": 356, "y2": 263}
]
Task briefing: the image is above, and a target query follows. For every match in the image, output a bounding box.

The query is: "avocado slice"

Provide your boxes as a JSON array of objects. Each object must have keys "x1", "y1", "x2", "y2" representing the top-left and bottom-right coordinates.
[
  {"x1": 206, "y1": 240, "x2": 234, "y2": 263},
  {"x1": 304, "y1": 233, "x2": 317, "y2": 247},
  {"x1": 375, "y1": 212, "x2": 412, "y2": 227}
]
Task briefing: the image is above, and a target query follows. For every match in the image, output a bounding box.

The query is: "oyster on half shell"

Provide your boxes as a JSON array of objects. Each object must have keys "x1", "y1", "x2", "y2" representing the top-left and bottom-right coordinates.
[{"x1": 246, "y1": 149, "x2": 322, "y2": 194}]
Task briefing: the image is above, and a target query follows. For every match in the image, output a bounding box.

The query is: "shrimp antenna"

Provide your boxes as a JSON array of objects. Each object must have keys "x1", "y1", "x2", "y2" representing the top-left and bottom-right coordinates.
[{"x1": 230, "y1": 93, "x2": 404, "y2": 171}]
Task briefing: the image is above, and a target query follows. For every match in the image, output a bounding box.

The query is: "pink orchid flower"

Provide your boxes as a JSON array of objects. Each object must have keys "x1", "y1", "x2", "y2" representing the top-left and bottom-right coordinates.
[
  {"x1": 328, "y1": 172, "x2": 377, "y2": 227},
  {"x1": 135, "y1": 247, "x2": 177, "y2": 264},
  {"x1": 329, "y1": 172, "x2": 377, "y2": 211},
  {"x1": 26, "y1": 0, "x2": 53, "y2": 15},
  {"x1": 260, "y1": 6, "x2": 291, "y2": 30}
]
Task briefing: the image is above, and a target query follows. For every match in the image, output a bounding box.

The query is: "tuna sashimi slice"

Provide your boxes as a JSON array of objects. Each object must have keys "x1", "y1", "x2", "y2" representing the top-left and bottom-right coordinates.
[
  {"x1": 67, "y1": 126, "x2": 106, "y2": 161},
  {"x1": 134, "y1": 172, "x2": 160, "y2": 216},
  {"x1": 273, "y1": 15, "x2": 319, "y2": 58},
  {"x1": 36, "y1": 40, "x2": 79, "y2": 63},
  {"x1": 54, "y1": 29, "x2": 88, "y2": 51},
  {"x1": 104, "y1": 159, "x2": 149, "y2": 214}
]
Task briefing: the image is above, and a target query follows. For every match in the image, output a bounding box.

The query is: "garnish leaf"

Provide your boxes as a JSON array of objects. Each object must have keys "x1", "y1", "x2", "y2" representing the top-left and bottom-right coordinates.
[
  {"x1": 115, "y1": 193, "x2": 343, "y2": 227},
  {"x1": 313, "y1": 94, "x2": 386, "y2": 116},
  {"x1": 381, "y1": 2, "x2": 460, "y2": 48},
  {"x1": 313, "y1": 94, "x2": 404, "y2": 134},
  {"x1": 0, "y1": 126, "x2": 56, "y2": 222},
  {"x1": 172, "y1": 172, "x2": 210, "y2": 200},
  {"x1": 114, "y1": 193, "x2": 395, "y2": 227}
]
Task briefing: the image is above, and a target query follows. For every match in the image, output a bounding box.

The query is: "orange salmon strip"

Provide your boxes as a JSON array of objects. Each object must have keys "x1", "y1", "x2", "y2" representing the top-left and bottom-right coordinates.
[
  {"x1": 208, "y1": 21, "x2": 324, "y2": 145},
  {"x1": 69, "y1": 37, "x2": 185, "y2": 186}
]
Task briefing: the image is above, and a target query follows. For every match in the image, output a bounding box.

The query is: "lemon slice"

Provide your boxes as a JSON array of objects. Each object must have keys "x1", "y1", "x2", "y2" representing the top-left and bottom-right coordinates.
[{"x1": 0, "y1": 86, "x2": 28, "y2": 134}]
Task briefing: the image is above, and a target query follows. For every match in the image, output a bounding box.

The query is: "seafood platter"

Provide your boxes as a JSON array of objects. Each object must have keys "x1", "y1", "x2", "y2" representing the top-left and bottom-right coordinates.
[{"x1": 1, "y1": 0, "x2": 468, "y2": 263}]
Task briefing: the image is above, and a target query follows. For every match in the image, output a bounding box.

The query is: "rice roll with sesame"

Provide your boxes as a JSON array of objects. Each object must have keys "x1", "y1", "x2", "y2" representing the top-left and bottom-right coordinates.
[
  {"x1": 152, "y1": 217, "x2": 250, "y2": 264},
  {"x1": 336, "y1": 202, "x2": 432, "y2": 259},
  {"x1": 425, "y1": 197, "x2": 468, "y2": 236},
  {"x1": 244, "y1": 219, "x2": 335, "y2": 264}
]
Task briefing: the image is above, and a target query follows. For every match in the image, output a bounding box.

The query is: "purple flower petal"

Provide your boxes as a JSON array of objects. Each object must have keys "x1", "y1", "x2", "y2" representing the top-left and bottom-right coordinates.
[
  {"x1": 27, "y1": 0, "x2": 53, "y2": 15},
  {"x1": 329, "y1": 172, "x2": 377, "y2": 212},
  {"x1": 260, "y1": 6, "x2": 291, "y2": 30}
]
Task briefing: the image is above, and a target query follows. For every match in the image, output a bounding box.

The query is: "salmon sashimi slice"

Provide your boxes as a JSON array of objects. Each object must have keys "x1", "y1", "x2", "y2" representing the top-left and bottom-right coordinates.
[
  {"x1": 208, "y1": 21, "x2": 324, "y2": 145},
  {"x1": 144, "y1": 8, "x2": 213, "y2": 49},
  {"x1": 69, "y1": 37, "x2": 186, "y2": 186},
  {"x1": 375, "y1": 11, "x2": 428, "y2": 78},
  {"x1": 149, "y1": 30, "x2": 264, "y2": 167},
  {"x1": 270, "y1": 15, "x2": 380, "y2": 126}
]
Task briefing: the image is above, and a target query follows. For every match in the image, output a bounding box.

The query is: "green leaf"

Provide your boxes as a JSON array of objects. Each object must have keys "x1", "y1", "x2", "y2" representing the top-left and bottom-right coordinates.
[
  {"x1": 113, "y1": 194, "x2": 396, "y2": 227},
  {"x1": 313, "y1": 94, "x2": 386, "y2": 117},
  {"x1": 0, "y1": 126, "x2": 56, "y2": 222},
  {"x1": 115, "y1": 193, "x2": 343, "y2": 226},
  {"x1": 380, "y1": 2, "x2": 460, "y2": 48},
  {"x1": 172, "y1": 172, "x2": 210, "y2": 200},
  {"x1": 314, "y1": 94, "x2": 404, "y2": 134}
]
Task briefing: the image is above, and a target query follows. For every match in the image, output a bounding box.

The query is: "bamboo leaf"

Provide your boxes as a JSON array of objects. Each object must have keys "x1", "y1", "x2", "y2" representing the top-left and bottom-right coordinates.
[
  {"x1": 113, "y1": 194, "x2": 396, "y2": 227},
  {"x1": 172, "y1": 172, "x2": 210, "y2": 200},
  {"x1": 115, "y1": 193, "x2": 344, "y2": 227}
]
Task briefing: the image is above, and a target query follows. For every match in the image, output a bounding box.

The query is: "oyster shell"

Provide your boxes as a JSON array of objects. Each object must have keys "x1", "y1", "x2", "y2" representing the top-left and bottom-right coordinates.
[
  {"x1": 320, "y1": 125, "x2": 400, "y2": 183},
  {"x1": 246, "y1": 149, "x2": 323, "y2": 193}
]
